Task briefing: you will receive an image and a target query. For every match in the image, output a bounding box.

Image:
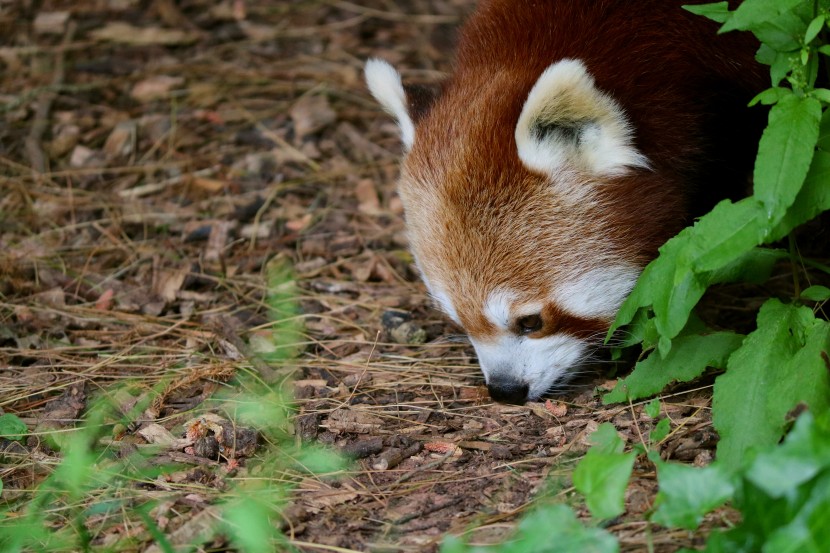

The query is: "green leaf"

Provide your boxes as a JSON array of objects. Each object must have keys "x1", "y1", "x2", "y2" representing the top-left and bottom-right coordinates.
[
  {"x1": 294, "y1": 445, "x2": 347, "y2": 474},
  {"x1": 713, "y1": 300, "x2": 830, "y2": 468},
  {"x1": 649, "y1": 418, "x2": 671, "y2": 444},
  {"x1": 753, "y1": 94, "x2": 821, "y2": 219},
  {"x1": 644, "y1": 398, "x2": 661, "y2": 419},
  {"x1": 805, "y1": 15, "x2": 826, "y2": 44},
  {"x1": 752, "y1": 16, "x2": 808, "y2": 52},
  {"x1": 683, "y1": 199, "x2": 770, "y2": 273},
  {"x1": 801, "y1": 285, "x2": 830, "y2": 301},
  {"x1": 648, "y1": 419, "x2": 671, "y2": 444},
  {"x1": 571, "y1": 423, "x2": 634, "y2": 521},
  {"x1": 744, "y1": 411, "x2": 830, "y2": 498},
  {"x1": 573, "y1": 450, "x2": 635, "y2": 521},
  {"x1": 707, "y1": 247, "x2": 784, "y2": 285},
  {"x1": 721, "y1": 0, "x2": 806, "y2": 51},
  {"x1": 603, "y1": 332, "x2": 743, "y2": 405},
  {"x1": 703, "y1": 412, "x2": 830, "y2": 552},
  {"x1": 720, "y1": 0, "x2": 802, "y2": 31},
  {"x1": 770, "y1": 150, "x2": 830, "y2": 237},
  {"x1": 817, "y1": 108, "x2": 830, "y2": 150},
  {"x1": 223, "y1": 498, "x2": 279, "y2": 553},
  {"x1": 750, "y1": 87, "x2": 793, "y2": 106},
  {"x1": 609, "y1": 211, "x2": 780, "y2": 356},
  {"x1": 682, "y1": 2, "x2": 731, "y2": 24},
  {"x1": 441, "y1": 504, "x2": 620, "y2": 553},
  {"x1": 763, "y1": 474, "x2": 830, "y2": 553},
  {"x1": 587, "y1": 422, "x2": 625, "y2": 455},
  {"x1": 651, "y1": 461, "x2": 735, "y2": 530},
  {"x1": 0, "y1": 413, "x2": 28, "y2": 442}
]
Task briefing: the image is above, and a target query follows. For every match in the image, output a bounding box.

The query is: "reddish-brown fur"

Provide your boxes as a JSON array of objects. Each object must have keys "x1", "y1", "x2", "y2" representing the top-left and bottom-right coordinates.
[{"x1": 399, "y1": 0, "x2": 766, "y2": 339}]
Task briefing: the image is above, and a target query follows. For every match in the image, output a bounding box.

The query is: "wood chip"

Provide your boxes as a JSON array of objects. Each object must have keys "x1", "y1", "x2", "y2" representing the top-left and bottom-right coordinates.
[{"x1": 423, "y1": 441, "x2": 458, "y2": 455}]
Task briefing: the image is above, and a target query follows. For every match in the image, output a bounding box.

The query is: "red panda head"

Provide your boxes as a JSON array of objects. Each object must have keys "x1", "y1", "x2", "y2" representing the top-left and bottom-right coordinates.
[{"x1": 365, "y1": 58, "x2": 678, "y2": 403}]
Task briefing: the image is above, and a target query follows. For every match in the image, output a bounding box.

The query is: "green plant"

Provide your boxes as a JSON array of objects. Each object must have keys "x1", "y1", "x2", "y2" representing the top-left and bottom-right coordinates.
[{"x1": 606, "y1": 0, "x2": 830, "y2": 469}]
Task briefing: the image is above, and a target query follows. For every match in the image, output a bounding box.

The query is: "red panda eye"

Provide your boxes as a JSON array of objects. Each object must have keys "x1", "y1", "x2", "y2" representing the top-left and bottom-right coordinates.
[{"x1": 516, "y1": 314, "x2": 543, "y2": 334}]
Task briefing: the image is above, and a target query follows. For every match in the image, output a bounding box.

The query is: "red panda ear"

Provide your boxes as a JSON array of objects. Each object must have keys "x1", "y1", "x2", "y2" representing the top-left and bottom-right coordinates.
[
  {"x1": 515, "y1": 59, "x2": 650, "y2": 179},
  {"x1": 365, "y1": 59, "x2": 416, "y2": 150}
]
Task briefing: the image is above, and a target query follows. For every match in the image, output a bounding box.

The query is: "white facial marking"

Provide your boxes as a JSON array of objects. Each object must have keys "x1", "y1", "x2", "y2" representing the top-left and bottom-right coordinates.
[
  {"x1": 413, "y1": 260, "x2": 461, "y2": 325},
  {"x1": 483, "y1": 289, "x2": 516, "y2": 330},
  {"x1": 515, "y1": 58, "x2": 649, "y2": 182},
  {"x1": 470, "y1": 334, "x2": 587, "y2": 400},
  {"x1": 431, "y1": 287, "x2": 461, "y2": 326},
  {"x1": 553, "y1": 266, "x2": 641, "y2": 319},
  {"x1": 364, "y1": 59, "x2": 415, "y2": 149}
]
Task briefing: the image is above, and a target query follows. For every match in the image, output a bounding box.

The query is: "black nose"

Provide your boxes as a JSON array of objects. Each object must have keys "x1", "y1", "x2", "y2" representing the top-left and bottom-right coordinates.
[{"x1": 487, "y1": 377, "x2": 529, "y2": 404}]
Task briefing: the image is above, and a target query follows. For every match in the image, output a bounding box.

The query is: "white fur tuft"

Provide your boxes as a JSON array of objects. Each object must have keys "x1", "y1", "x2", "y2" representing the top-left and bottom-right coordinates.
[
  {"x1": 553, "y1": 265, "x2": 641, "y2": 319},
  {"x1": 364, "y1": 59, "x2": 415, "y2": 149},
  {"x1": 431, "y1": 287, "x2": 461, "y2": 326},
  {"x1": 483, "y1": 289, "x2": 516, "y2": 330},
  {"x1": 515, "y1": 59, "x2": 649, "y2": 179}
]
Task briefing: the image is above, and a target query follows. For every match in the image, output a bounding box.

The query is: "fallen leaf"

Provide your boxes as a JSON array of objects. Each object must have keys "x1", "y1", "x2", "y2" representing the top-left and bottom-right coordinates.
[
  {"x1": 103, "y1": 121, "x2": 136, "y2": 158},
  {"x1": 95, "y1": 289, "x2": 115, "y2": 310},
  {"x1": 192, "y1": 177, "x2": 226, "y2": 193},
  {"x1": 545, "y1": 399, "x2": 568, "y2": 418},
  {"x1": 90, "y1": 22, "x2": 198, "y2": 46},
  {"x1": 154, "y1": 265, "x2": 189, "y2": 302},
  {"x1": 285, "y1": 213, "x2": 312, "y2": 232},
  {"x1": 355, "y1": 179, "x2": 381, "y2": 214},
  {"x1": 299, "y1": 478, "x2": 358, "y2": 511},
  {"x1": 131, "y1": 75, "x2": 186, "y2": 103},
  {"x1": 138, "y1": 423, "x2": 190, "y2": 449},
  {"x1": 34, "y1": 11, "x2": 70, "y2": 35},
  {"x1": 290, "y1": 95, "x2": 336, "y2": 140}
]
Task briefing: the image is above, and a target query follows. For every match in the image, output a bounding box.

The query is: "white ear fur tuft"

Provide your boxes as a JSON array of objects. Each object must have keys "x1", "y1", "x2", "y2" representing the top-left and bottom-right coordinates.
[
  {"x1": 515, "y1": 59, "x2": 649, "y2": 178},
  {"x1": 364, "y1": 59, "x2": 415, "y2": 150}
]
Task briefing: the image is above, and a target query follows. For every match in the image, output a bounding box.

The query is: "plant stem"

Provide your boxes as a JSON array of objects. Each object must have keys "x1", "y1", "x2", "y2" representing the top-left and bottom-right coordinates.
[{"x1": 789, "y1": 234, "x2": 802, "y2": 299}]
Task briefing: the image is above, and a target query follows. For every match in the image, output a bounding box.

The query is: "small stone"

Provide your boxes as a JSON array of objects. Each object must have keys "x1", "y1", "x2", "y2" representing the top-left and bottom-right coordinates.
[{"x1": 390, "y1": 321, "x2": 427, "y2": 344}]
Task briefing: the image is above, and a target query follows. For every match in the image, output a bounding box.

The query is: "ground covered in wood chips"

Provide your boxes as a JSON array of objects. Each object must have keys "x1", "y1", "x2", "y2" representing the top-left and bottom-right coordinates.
[{"x1": 0, "y1": 1, "x2": 771, "y2": 552}]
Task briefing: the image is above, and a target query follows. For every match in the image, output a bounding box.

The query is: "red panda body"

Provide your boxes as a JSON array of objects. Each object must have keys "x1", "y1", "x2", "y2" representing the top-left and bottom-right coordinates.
[{"x1": 366, "y1": 1, "x2": 766, "y2": 403}]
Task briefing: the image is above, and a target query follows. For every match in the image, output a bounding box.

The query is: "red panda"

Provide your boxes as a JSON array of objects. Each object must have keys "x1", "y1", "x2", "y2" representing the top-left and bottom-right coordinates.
[{"x1": 365, "y1": 0, "x2": 767, "y2": 403}]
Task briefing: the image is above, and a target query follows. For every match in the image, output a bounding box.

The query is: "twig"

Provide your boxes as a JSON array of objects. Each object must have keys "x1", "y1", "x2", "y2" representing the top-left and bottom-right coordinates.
[
  {"x1": 24, "y1": 21, "x2": 77, "y2": 175},
  {"x1": 371, "y1": 441, "x2": 422, "y2": 470}
]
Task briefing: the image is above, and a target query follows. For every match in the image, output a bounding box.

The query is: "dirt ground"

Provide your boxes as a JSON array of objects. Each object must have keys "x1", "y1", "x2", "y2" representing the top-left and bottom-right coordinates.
[{"x1": 0, "y1": 1, "x2": 752, "y2": 551}]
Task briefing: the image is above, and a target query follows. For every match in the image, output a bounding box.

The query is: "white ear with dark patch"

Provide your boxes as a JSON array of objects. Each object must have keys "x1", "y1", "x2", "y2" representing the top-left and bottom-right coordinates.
[
  {"x1": 515, "y1": 59, "x2": 649, "y2": 178},
  {"x1": 364, "y1": 59, "x2": 415, "y2": 150}
]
